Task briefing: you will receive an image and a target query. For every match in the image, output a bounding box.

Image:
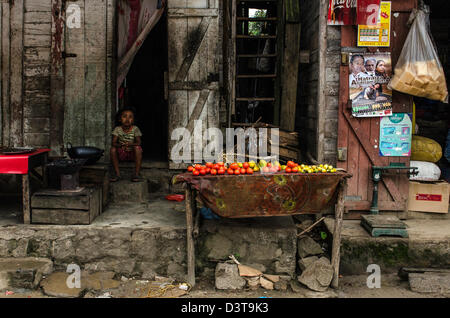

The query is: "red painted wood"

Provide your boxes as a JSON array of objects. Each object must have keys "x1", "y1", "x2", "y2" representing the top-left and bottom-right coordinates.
[{"x1": 337, "y1": 2, "x2": 417, "y2": 213}]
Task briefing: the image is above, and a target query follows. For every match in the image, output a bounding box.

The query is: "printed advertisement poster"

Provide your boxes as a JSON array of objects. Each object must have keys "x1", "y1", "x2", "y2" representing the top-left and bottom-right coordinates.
[
  {"x1": 327, "y1": 0, "x2": 357, "y2": 25},
  {"x1": 379, "y1": 113, "x2": 412, "y2": 157},
  {"x1": 349, "y1": 52, "x2": 392, "y2": 117},
  {"x1": 357, "y1": 1, "x2": 391, "y2": 47},
  {"x1": 356, "y1": 0, "x2": 381, "y2": 25}
]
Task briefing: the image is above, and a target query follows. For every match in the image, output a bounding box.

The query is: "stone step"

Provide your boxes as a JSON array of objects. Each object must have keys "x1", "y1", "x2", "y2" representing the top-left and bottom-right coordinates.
[
  {"x1": 0, "y1": 257, "x2": 53, "y2": 290},
  {"x1": 325, "y1": 217, "x2": 450, "y2": 275},
  {"x1": 110, "y1": 180, "x2": 149, "y2": 203}
]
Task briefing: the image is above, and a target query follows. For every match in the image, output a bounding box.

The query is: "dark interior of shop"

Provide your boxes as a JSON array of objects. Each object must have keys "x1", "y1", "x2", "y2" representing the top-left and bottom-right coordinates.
[
  {"x1": 417, "y1": 0, "x2": 450, "y2": 181},
  {"x1": 122, "y1": 12, "x2": 169, "y2": 162}
]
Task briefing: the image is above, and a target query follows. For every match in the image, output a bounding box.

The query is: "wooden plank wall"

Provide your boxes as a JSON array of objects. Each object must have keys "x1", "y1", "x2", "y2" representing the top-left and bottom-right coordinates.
[{"x1": 23, "y1": 0, "x2": 52, "y2": 148}]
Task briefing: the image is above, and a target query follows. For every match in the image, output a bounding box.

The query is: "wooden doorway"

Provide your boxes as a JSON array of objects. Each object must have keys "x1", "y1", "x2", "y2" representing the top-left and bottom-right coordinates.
[{"x1": 337, "y1": 0, "x2": 418, "y2": 217}]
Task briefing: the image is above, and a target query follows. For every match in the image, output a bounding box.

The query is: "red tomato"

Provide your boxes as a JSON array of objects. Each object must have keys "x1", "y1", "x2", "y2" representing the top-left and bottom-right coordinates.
[
  {"x1": 277, "y1": 165, "x2": 281, "y2": 171},
  {"x1": 230, "y1": 163, "x2": 239, "y2": 170},
  {"x1": 211, "y1": 169, "x2": 217, "y2": 175},
  {"x1": 292, "y1": 167, "x2": 299, "y2": 173},
  {"x1": 193, "y1": 170, "x2": 200, "y2": 176},
  {"x1": 243, "y1": 162, "x2": 249, "y2": 169},
  {"x1": 218, "y1": 162, "x2": 225, "y2": 166},
  {"x1": 213, "y1": 164, "x2": 220, "y2": 170},
  {"x1": 240, "y1": 168, "x2": 246, "y2": 174},
  {"x1": 246, "y1": 168, "x2": 254, "y2": 174},
  {"x1": 206, "y1": 162, "x2": 213, "y2": 168},
  {"x1": 195, "y1": 164, "x2": 202, "y2": 170},
  {"x1": 234, "y1": 169, "x2": 241, "y2": 175},
  {"x1": 200, "y1": 169, "x2": 206, "y2": 175},
  {"x1": 218, "y1": 168, "x2": 225, "y2": 175},
  {"x1": 286, "y1": 167, "x2": 292, "y2": 173},
  {"x1": 267, "y1": 162, "x2": 272, "y2": 168},
  {"x1": 187, "y1": 166, "x2": 194, "y2": 172},
  {"x1": 205, "y1": 168, "x2": 211, "y2": 174},
  {"x1": 227, "y1": 168, "x2": 234, "y2": 175}
]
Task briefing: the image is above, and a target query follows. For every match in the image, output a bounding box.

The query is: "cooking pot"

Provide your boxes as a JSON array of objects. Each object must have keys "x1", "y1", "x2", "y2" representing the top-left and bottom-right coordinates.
[{"x1": 67, "y1": 142, "x2": 104, "y2": 165}]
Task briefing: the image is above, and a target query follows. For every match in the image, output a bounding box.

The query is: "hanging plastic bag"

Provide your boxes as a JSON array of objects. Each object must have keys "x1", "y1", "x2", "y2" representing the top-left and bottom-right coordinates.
[{"x1": 388, "y1": 7, "x2": 448, "y2": 103}]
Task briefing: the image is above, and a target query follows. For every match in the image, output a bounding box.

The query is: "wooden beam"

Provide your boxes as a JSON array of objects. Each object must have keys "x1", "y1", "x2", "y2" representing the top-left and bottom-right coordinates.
[
  {"x1": 280, "y1": 22, "x2": 300, "y2": 132},
  {"x1": 50, "y1": 0, "x2": 65, "y2": 156},
  {"x1": 10, "y1": 0, "x2": 24, "y2": 147}
]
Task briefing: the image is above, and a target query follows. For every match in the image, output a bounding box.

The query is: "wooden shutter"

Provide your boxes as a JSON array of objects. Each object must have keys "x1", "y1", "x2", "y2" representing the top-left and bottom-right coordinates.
[
  {"x1": 62, "y1": 0, "x2": 115, "y2": 157},
  {"x1": 337, "y1": 0, "x2": 418, "y2": 216},
  {"x1": 167, "y1": 0, "x2": 220, "y2": 169}
]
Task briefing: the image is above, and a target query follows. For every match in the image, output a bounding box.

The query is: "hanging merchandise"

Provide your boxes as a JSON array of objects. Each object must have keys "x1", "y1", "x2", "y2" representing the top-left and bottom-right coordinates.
[
  {"x1": 389, "y1": 7, "x2": 448, "y2": 103},
  {"x1": 379, "y1": 113, "x2": 412, "y2": 157},
  {"x1": 349, "y1": 52, "x2": 392, "y2": 117},
  {"x1": 357, "y1": 1, "x2": 391, "y2": 47}
]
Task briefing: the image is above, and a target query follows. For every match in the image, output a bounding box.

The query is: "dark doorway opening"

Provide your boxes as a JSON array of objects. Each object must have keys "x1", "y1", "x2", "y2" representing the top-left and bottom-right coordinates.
[{"x1": 124, "y1": 11, "x2": 168, "y2": 162}]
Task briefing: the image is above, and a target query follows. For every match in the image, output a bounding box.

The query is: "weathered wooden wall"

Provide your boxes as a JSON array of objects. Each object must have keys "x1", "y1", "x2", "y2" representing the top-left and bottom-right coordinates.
[{"x1": 0, "y1": 0, "x2": 115, "y2": 156}]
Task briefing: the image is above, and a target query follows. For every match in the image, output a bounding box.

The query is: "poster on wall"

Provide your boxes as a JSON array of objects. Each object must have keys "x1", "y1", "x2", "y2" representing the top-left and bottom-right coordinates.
[
  {"x1": 379, "y1": 113, "x2": 412, "y2": 157},
  {"x1": 349, "y1": 52, "x2": 393, "y2": 117},
  {"x1": 356, "y1": 0, "x2": 381, "y2": 25},
  {"x1": 327, "y1": 0, "x2": 357, "y2": 25},
  {"x1": 357, "y1": 1, "x2": 391, "y2": 47}
]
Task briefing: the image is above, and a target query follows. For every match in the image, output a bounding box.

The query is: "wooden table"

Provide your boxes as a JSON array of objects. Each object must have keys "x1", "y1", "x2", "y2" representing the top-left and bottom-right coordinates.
[
  {"x1": 176, "y1": 172, "x2": 351, "y2": 288},
  {"x1": 0, "y1": 149, "x2": 50, "y2": 224}
]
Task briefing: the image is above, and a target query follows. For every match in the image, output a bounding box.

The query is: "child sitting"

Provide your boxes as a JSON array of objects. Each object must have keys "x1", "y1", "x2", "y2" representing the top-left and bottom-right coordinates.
[{"x1": 110, "y1": 108, "x2": 143, "y2": 182}]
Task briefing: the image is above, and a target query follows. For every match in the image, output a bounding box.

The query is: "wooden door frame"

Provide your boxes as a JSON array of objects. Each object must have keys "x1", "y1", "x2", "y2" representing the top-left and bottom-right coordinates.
[{"x1": 337, "y1": 0, "x2": 418, "y2": 214}]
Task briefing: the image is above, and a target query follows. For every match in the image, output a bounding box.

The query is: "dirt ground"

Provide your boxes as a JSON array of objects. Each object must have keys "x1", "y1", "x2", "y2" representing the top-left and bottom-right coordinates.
[{"x1": 0, "y1": 273, "x2": 447, "y2": 299}]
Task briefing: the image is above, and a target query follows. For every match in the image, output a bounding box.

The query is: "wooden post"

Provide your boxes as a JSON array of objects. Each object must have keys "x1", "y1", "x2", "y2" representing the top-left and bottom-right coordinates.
[
  {"x1": 331, "y1": 178, "x2": 347, "y2": 288},
  {"x1": 22, "y1": 174, "x2": 31, "y2": 224},
  {"x1": 185, "y1": 184, "x2": 196, "y2": 286}
]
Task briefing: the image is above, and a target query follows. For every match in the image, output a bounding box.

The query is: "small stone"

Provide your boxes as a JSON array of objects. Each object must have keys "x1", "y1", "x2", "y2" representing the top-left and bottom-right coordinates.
[
  {"x1": 245, "y1": 277, "x2": 260, "y2": 290},
  {"x1": 298, "y1": 256, "x2": 319, "y2": 272},
  {"x1": 215, "y1": 263, "x2": 246, "y2": 290},
  {"x1": 260, "y1": 277, "x2": 274, "y2": 290},
  {"x1": 238, "y1": 264, "x2": 263, "y2": 277},
  {"x1": 263, "y1": 274, "x2": 280, "y2": 283},
  {"x1": 297, "y1": 236, "x2": 324, "y2": 258},
  {"x1": 121, "y1": 276, "x2": 129, "y2": 282},
  {"x1": 298, "y1": 257, "x2": 333, "y2": 292},
  {"x1": 274, "y1": 279, "x2": 288, "y2": 291},
  {"x1": 289, "y1": 280, "x2": 305, "y2": 293}
]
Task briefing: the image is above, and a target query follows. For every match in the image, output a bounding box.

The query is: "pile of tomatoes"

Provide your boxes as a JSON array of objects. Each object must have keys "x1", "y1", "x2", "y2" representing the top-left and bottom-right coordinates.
[{"x1": 186, "y1": 160, "x2": 337, "y2": 176}]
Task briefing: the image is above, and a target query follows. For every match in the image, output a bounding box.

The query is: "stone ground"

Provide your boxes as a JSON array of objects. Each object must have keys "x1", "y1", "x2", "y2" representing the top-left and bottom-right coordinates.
[{"x1": 0, "y1": 272, "x2": 447, "y2": 298}]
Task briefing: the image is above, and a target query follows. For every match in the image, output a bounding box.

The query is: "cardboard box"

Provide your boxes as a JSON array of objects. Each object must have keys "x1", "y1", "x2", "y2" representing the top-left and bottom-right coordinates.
[{"x1": 408, "y1": 181, "x2": 449, "y2": 213}]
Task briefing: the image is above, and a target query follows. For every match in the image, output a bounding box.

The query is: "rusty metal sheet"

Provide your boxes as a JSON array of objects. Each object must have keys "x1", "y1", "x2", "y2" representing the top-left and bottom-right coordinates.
[{"x1": 175, "y1": 172, "x2": 352, "y2": 218}]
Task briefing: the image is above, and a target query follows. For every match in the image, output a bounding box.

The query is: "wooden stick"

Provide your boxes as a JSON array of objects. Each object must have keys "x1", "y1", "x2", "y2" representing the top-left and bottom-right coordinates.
[
  {"x1": 185, "y1": 184, "x2": 195, "y2": 287},
  {"x1": 296, "y1": 216, "x2": 325, "y2": 237},
  {"x1": 331, "y1": 178, "x2": 347, "y2": 289},
  {"x1": 22, "y1": 174, "x2": 31, "y2": 224}
]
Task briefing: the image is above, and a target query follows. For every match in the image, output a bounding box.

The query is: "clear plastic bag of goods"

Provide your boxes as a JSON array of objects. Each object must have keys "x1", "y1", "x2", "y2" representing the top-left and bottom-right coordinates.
[
  {"x1": 411, "y1": 135, "x2": 442, "y2": 163},
  {"x1": 409, "y1": 160, "x2": 441, "y2": 181},
  {"x1": 388, "y1": 7, "x2": 448, "y2": 103}
]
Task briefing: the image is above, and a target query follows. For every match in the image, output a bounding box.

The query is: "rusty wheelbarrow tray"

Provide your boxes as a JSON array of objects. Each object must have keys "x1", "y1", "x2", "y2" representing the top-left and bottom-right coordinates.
[
  {"x1": 174, "y1": 171, "x2": 352, "y2": 218},
  {"x1": 175, "y1": 171, "x2": 352, "y2": 289}
]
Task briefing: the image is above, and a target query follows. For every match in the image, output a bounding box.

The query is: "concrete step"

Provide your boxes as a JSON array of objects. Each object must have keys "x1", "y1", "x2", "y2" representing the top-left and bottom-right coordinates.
[
  {"x1": 0, "y1": 257, "x2": 53, "y2": 290},
  {"x1": 110, "y1": 180, "x2": 148, "y2": 203},
  {"x1": 325, "y1": 217, "x2": 450, "y2": 275}
]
